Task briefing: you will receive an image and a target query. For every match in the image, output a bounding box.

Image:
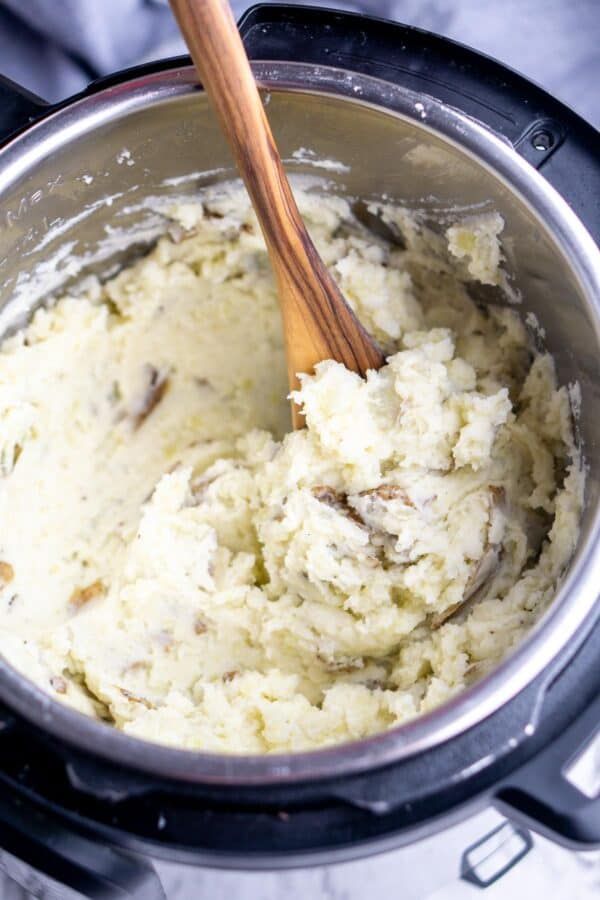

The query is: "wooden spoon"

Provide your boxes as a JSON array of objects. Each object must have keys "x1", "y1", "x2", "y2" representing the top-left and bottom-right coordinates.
[{"x1": 169, "y1": 0, "x2": 385, "y2": 427}]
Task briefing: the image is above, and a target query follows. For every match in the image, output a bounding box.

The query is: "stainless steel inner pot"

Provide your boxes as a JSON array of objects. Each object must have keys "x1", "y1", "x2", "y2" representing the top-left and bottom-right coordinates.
[{"x1": 0, "y1": 62, "x2": 599, "y2": 784}]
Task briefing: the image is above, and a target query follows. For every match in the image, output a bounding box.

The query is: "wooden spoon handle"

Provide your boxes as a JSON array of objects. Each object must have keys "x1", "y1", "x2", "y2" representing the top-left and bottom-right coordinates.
[{"x1": 169, "y1": 0, "x2": 384, "y2": 423}]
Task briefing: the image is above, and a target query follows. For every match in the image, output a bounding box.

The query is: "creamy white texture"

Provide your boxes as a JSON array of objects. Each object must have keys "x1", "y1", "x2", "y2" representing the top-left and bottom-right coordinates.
[{"x1": 0, "y1": 188, "x2": 583, "y2": 751}]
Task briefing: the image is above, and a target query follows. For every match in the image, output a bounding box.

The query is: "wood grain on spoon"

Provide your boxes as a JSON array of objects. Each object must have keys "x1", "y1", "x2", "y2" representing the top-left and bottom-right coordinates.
[{"x1": 169, "y1": 0, "x2": 385, "y2": 427}]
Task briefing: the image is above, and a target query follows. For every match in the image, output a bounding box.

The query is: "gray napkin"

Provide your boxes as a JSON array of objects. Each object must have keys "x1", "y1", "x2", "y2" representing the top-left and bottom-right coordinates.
[
  {"x1": 0, "y1": 0, "x2": 378, "y2": 103},
  {"x1": 0, "y1": 0, "x2": 185, "y2": 101}
]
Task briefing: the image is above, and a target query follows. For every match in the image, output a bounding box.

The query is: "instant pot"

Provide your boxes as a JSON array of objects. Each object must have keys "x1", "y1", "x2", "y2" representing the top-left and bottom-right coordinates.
[{"x1": 0, "y1": 5, "x2": 598, "y2": 898}]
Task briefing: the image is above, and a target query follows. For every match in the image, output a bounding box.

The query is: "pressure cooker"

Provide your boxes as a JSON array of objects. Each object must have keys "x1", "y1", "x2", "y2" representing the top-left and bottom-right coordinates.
[{"x1": 0, "y1": 5, "x2": 598, "y2": 898}]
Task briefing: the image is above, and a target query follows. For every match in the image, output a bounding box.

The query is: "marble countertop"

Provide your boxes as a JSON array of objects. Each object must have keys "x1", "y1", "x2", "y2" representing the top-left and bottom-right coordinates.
[{"x1": 155, "y1": 830, "x2": 600, "y2": 900}]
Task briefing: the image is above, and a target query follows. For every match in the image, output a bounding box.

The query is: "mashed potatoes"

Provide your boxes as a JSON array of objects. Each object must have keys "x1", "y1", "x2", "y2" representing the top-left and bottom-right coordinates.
[{"x1": 0, "y1": 187, "x2": 583, "y2": 752}]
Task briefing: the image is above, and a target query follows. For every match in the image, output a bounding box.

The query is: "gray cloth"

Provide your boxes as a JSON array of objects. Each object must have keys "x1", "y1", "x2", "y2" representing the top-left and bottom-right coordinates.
[
  {"x1": 0, "y1": 0, "x2": 597, "y2": 122},
  {"x1": 1, "y1": 0, "x2": 177, "y2": 72},
  {"x1": 0, "y1": 0, "x2": 371, "y2": 102},
  {"x1": 0, "y1": 0, "x2": 186, "y2": 100}
]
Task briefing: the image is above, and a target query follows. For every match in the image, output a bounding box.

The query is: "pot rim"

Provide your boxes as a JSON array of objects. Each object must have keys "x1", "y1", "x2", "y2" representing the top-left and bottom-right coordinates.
[{"x1": 0, "y1": 59, "x2": 599, "y2": 785}]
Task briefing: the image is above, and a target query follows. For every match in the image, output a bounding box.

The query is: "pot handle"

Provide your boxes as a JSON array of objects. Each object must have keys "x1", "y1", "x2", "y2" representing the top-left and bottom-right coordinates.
[
  {"x1": 0, "y1": 762, "x2": 165, "y2": 899},
  {"x1": 0, "y1": 76, "x2": 48, "y2": 145},
  {"x1": 495, "y1": 691, "x2": 600, "y2": 849},
  {"x1": 239, "y1": 4, "x2": 600, "y2": 245}
]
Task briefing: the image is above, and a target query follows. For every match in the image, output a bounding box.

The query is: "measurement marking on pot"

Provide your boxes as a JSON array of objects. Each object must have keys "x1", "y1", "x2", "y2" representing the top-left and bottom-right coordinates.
[
  {"x1": 3, "y1": 175, "x2": 63, "y2": 228},
  {"x1": 5, "y1": 191, "x2": 43, "y2": 227}
]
